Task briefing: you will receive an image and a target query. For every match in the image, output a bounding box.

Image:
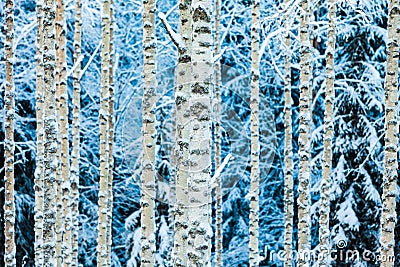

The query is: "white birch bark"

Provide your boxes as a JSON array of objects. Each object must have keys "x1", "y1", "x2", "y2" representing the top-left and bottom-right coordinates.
[
  {"x1": 297, "y1": 0, "x2": 312, "y2": 266},
  {"x1": 4, "y1": 0, "x2": 16, "y2": 265},
  {"x1": 106, "y1": 0, "x2": 115, "y2": 264},
  {"x1": 55, "y1": 0, "x2": 64, "y2": 262},
  {"x1": 140, "y1": 0, "x2": 157, "y2": 264},
  {"x1": 159, "y1": 1, "x2": 192, "y2": 266},
  {"x1": 214, "y1": 0, "x2": 223, "y2": 265},
  {"x1": 249, "y1": 0, "x2": 260, "y2": 265},
  {"x1": 71, "y1": 0, "x2": 82, "y2": 265},
  {"x1": 283, "y1": 1, "x2": 293, "y2": 266},
  {"x1": 42, "y1": 0, "x2": 58, "y2": 265},
  {"x1": 97, "y1": 0, "x2": 111, "y2": 266},
  {"x1": 380, "y1": 1, "x2": 400, "y2": 266},
  {"x1": 187, "y1": 0, "x2": 213, "y2": 265},
  {"x1": 35, "y1": 1, "x2": 45, "y2": 266},
  {"x1": 318, "y1": 0, "x2": 335, "y2": 266},
  {"x1": 55, "y1": 0, "x2": 72, "y2": 264}
]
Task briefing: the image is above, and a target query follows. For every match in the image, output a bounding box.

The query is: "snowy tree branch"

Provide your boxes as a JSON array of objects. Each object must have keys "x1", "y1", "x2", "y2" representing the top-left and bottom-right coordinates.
[
  {"x1": 211, "y1": 154, "x2": 233, "y2": 189},
  {"x1": 158, "y1": 12, "x2": 187, "y2": 53},
  {"x1": 80, "y1": 40, "x2": 102, "y2": 80},
  {"x1": 213, "y1": 47, "x2": 227, "y2": 63},
  {"x1": 67, "y1": 55, "x2": 84, "y2": 78}
]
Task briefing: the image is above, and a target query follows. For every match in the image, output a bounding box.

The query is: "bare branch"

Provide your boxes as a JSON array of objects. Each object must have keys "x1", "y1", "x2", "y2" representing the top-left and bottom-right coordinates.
[
  {"x1": 211, "y1": 154, "x2": 233, "y2": 189},
  {"x1": 213, "y1": 47, "x2": 227, "y2": 63},
  {"x1": 67, "y1": 55, "x2": 84, "y2": 77},
  {"x1": 80, "y1": 40, "x2": 102, "y2": 80},
  {"x1": 158, "y1": 12, "x2": 187, "y2": 53}
]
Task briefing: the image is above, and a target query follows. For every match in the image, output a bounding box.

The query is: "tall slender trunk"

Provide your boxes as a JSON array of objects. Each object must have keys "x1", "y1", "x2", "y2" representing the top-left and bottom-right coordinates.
[
  {"x1": 55, "y1": 0, "x2": 72, "y2": 264},
  {"x1": 214, "y1": 0, "x2": 223, "y2": 265},
  {"x1": 106, "y1": 0, "x2": 115, "y2": 264},
  {"x1": 140, "y1": 0, "x2": 157, "y2": 264},
  {"x1": 42, "y1": 0, "x2": 58, "y2": 265},
  {"x1": 97, "y1": 0, "x2": 111, "y2": 266},
  {"x1": 319, "y1": 0, "x2": 335, "y2": 266},
  {"x1": 297, "y1": 0, "x2": 312, "y2": 265},
  {"x1": 35, "y1": 1, "x2": 45, "y2": 266},
  {"x1": 380, "y1": 1, "x2": 400, "y2": 266},
  {"x1": 187, "y1": 0, "x2": 213, "y2": 265},
  {"x1": 4, "y1": 0, "x2": 16, "y2": 266},
  {"x1": 71, "y1": 0, "x2": 82, "y2": 265},
  {"x1": 171, "y1": 0, "x2": 192, "y2": 266},
  {"x1": 283, "y1": 1, "x2": 293, "y2": 266},
  {"x1": 249, "y1": 0, "x2": 260, "y2": 266}
]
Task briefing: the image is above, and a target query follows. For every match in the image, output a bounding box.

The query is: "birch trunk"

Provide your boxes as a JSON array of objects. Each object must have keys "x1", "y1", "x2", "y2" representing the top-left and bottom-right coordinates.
[
  {"x1": 55, "y1": 0, "x2": 64, "y2": 262},
  {"x1": 249, "y1": 0, "x2": 260, "y2": 265},
  {"x1": 55, "y1": 0, "x2": 72, "y2": 264},
  {"x1": 42, "y1": 0, "x2": 58, "y2": 265},
  {"x1": 140, "y1": 0, "x2": 157, "y2": 263},
  {"x1": 283, "y1": 1, "x2": 293, "y2": 266},
  {"x1": 71, "y1": 0, "x2": 82, "y2": 265},
  {"x1": 214, "y1": 0, "x2": 223, "y2": 265},
  {"x1": 187, "y1": 0, "x2": 213, "y2": 265},
  {"x1": 297, "y1": 0, "x2": 312, "y2": 265},
  {"x1": 170, "y1": 0, "x2": 192, "y2": 265},
  {"x1": 4, "y1": 0, "x2": 16, "y2": 265},
  {"x1": 319, "y1": 0, "x2": 335, "y2": 266},
  {"x1": 106, "y1": 0, "x2": 115, "y2": 264},
  {"x1": 380, "y1": 1, "x2": 400, "y2": 266},
  {"x1": 97, "y1": 0, "x2": 111, "y2": 266},
  {"x1": 35, "y1": 1, "x2": 45, "y2": 266}
]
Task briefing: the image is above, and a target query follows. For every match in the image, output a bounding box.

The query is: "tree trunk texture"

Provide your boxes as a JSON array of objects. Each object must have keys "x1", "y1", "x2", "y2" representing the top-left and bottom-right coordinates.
[
  {"x1": 55, "y1": 0, "x2": 72, "y2": 264},
  {"x1": 42, "y1": 0, "x2": 58, "y2": 266},
  {"x1": 187, "y1": 0, "x2": 213, "y2": 265},
  {"x1": 283, "y1": 0, "x2": 293, "y2": 266},
  {"x1": 380, "y1": 1, "x2": 400, "y2": 266},
  {"x1": 318, "y1": 0, "x2": 336, "y2": 266},
  {"x1": 71, "y1": 0, "x2": 82, "y2": 265},
  {"x1": 214, "y1": 0, "x2": 223, "y2": 265},
  {"x1": 249, "y1": 0, "x2": 260, "y2": 266},
  {"x1": 35, "y1": 1, "x2": 45, "y2": 266},
  {"x1": 4, "y1": 0, "x2": 16, "y2": 266},
  {"x1": 297, "y1": 0, "x2": 312, "y2": 266},
  {"x1": 97, "y1": 0, "x2": 111, "y2": 265},
  {"x1": 106, "y1": 0, "x2": 115, "y2": 264},
  {"x1": 140, "y1": 0, "x2": 157, "y2": 264},
  {"x1": 172, "y1": 0, "x2": 192, "y2": 266}
]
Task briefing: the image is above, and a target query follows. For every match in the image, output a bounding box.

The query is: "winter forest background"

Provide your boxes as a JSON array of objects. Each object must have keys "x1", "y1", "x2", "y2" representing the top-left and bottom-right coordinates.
[{"x1": 0, "y1": 0, "x2": 398, "y2": 266}]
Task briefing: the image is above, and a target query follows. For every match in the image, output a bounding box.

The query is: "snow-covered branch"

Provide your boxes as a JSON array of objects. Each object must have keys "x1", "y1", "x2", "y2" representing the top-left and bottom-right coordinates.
[
  {"x1": 80, "y1": 40, "x2": 102, "y2": 80},
  {"x1": 213, "y1": 47, "x2": 227, "y2": 63},
  {"x1": 211, "y1": 154, "x2": 233, "y2": 189},
  {"x1": 158, "y1": 12, "x2": 187, "y2": 53},
  {"x1": 67, "y1": 55, "x2": 84, "y2": 78}
]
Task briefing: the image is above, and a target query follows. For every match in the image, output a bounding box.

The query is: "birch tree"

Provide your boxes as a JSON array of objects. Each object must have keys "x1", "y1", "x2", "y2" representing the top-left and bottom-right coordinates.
[
  {"x1": 55, "y1": 0, "x2": 72, "y2": 264},
  {"x1": 3, "y1": 0, "x2": 16, "y2": 265},
  {"x1": 380, "y1": 1, "x2": 400, "y2": 266},
  {"x1": 71, "y1": 0, "x2": 82, "y2": 265},
  {"x1": 214, "y1": 0, "x2": 223, "y2": 265},
  {"x1": 319, "y1": 0, "x2": 336, "y2": 265},
  {"x1": 42, "y1": 0, "x2": 58, "y2": 265},
  {"x1": 187, "y1": 0, "x2": 213, "y2": 265},
  {"x1": 297, "y1": 0, "x2": 312, "y2": 265},
  {"x1": 283, "y1": 0, "x2": 293, "y2": 266},
  {"x1": 97, "y1": 0, "x2": 111, "y2": 265},
  {"x1": 140, "y1": 0, "x2": 157, "y2": 263},
  {"x1": 106, "y1": 0, "x2": 115, "y2": 264},
  {"x1": 159, "y1": 0, "x2": 192, "y2": 265},
  {"x1": 249, "y1": 0, "x2": 260, "y2": 265},
  {"x1": 35, "y1": 1, "x2": 45, "y2": 266}
]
